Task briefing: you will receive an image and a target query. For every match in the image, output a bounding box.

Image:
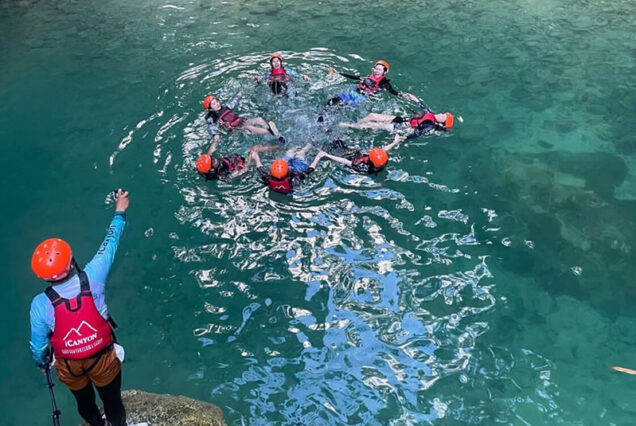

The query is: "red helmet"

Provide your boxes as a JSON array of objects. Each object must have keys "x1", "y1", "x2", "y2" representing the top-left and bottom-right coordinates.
[
  {"x1": 31, "y1": 238, "x2": 73, "y2": 281},
  {"x1": 375, "y1": 60, "x2": 390, "y2": 72},
  {"x1": 270, "y1": 159, "x2": 289, "y2": 179},
  {"x1": 202, "y1": 95, "x2": 216, "y2": 110},
  {"x1": 368, "y1": 148, "x2": 388, "y2": 168},
  {"x1": 270, "y1": 52, "x2": 283, "y2": 62},
  {"x1": 196, "y1": 154, "x2": 212, "y2": 173},
  {"x1": 445, "y1": 113, "x2": 454, "y2": 129}
]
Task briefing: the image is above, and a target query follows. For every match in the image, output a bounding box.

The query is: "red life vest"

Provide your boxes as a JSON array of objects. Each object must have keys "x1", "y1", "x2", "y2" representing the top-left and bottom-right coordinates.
[
  {"x1": 44, "y1": 271, "x2": 113, "y2": 360},
  {"x1": 268, "y1": 176, "x2": 293, "y2": 194},
  {"x1": 351, "y1": 155, "x2": 369, "y2": 166},
  {"x1": 409, "y1": 112, "x2": 437, "y2": 128},
  {"x1": 218, "y1": 107, "x2": 243, "y2": 131},
  {"x1": 357, "y1": 74, "x2": 385, "y2": 94},
  {"x1": 269, "y1": 66, "x2": 290, "y2": 83},
  {"x1": 221, "y1": 155, "x2": 245, "y2": 171}
]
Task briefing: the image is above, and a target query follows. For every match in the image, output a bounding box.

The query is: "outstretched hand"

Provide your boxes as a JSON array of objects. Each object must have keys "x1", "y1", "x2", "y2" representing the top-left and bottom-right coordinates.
[
  {"x1": 114, "y1": 189, "x2": 130, "y2": 212},
  {"x1": 394, "y1": 134, "x2": 406, "y2": 143},
  {"x1": 401, "y1": 93, "x2": 420, "y2": 103}
]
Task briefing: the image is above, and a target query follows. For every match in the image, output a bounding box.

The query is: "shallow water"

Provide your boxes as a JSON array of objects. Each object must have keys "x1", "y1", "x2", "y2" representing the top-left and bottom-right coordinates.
[{"x1": 1, "y1": 0, "x2": 636, "y2": 424}]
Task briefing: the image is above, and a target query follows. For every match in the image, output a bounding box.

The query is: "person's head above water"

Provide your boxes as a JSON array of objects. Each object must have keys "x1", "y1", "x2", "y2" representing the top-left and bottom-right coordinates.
[
  {"x1": 270, "y1": 158, "x2": 289, "y2": 179},
  {"x1": 31, "y1": 238, "x2": 74, "y2": 282},
  {"x1": 202, "y1": 95, "x2": 221, "y2": 112},
  {"x1": 270, "y1": 52, "x2": 283, "y2": 69},
  {"x1": 368, "y1": 147, "x2": 389, "y2": 168},
  {"x1": 196, "y1": 154, "x2": 212, "y2": 173},
  {"x1": 373, "y1": 60, "x2": 390, "y2": 76}
]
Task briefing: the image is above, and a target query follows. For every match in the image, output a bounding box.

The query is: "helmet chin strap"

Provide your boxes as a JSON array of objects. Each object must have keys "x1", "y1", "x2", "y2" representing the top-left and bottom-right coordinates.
[{"x1": 71, "y1": 257, "x2": 83, "y2": 274}]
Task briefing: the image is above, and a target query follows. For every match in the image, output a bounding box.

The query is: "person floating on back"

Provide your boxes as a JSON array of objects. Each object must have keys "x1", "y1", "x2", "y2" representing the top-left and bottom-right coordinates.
[
  {"x1": 255, "y1": 52, "x2": 311, "y2": 95},
  {"x1": 318, "y1": 60, "x2": 419, "y2": 121},
  {"x1": 29, "y1": 189, "x2": 130, "y2": 426},
  {"x1": 203, "y1": 92, "x2": 286, "y2": 144},
  {"x1": 251, "y1": 143, "x2": 325, "y2": 194},
  {"x1": 339, "y1": 103, "x2": 455, "y2": 139},
  {"x1": 195, "y1": 137, "x2": 249, "y2": 181},
  {"x1": 319, "y1": 134, "x2": 406, "y2": 174}
]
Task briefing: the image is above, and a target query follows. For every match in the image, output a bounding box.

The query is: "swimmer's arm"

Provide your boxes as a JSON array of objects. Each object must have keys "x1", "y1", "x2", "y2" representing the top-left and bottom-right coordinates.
[
  {"x1": 339, "y1": 72, "x2": 362, "y2": 81},
  {"x1": 226, "y1": 92, "x2": 243, "y2": 109},
  {"x1": 206, "y1": 138, "x2": 220, "y2": 155},
  {"x1": 300, "y1": 151, "x2": 326, "y2": 179},
  {"x1": 206, "y1": 116, "x2": 218, "y2": 138},
  {"x1": 383, "y1": 134, "x2": 407, "y2": 152},
  {"x1": 255, "y1": 72, "x2": 271, "y2": 83},
  {"x1": 287, "y1": 68, "x2": 311, "y2": 81},
  {"x1": 321, "y1": 152, "x2": 353, "y2": 167}
]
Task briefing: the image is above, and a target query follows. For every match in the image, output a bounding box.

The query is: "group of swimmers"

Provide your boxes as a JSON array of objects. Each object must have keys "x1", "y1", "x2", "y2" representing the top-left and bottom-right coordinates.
[{"x1": 195, "y1": 53, "x2": 456, "y2": 194}]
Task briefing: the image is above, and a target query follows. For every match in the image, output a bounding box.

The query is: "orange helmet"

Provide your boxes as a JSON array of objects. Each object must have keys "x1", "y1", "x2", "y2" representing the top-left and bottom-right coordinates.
[
  {"x1": 270, "y1": 52, "x2": 283, "y2": 62},
  {"x1": 368, "y1": 148, "x2": 388, "y2": 168},
  {"x1": 202, "y1": 95, "x2": 216, "y2": 110},
  {"x1": 270, "y1": 159, "x2": 289, "y2": 179},
  {"x1": 196, "y1": 154, "x2": 212, "y2": 173},
  {"x1": 375, "y1": 60, "x2": 390, "y2": 72},
  {"x1": 445, "y1": 113, "x2": 454, "y2": 129},
  {"x1": 31, "y1": 238, "x2": 73, "y2": 281}
]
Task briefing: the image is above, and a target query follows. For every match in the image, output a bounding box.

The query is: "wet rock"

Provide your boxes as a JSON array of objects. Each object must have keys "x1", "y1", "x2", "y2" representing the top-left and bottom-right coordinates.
[{"x1": 81, "y1": 389, "x2": 227, "y2": 426}]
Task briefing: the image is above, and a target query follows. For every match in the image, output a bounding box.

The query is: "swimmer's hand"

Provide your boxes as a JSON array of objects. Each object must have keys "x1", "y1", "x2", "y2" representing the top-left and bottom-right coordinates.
[
  {"x1": 254, "y1": 76, "x2": 263, "y2": 83},
  {"x1": 401, "y1": 93, "x2": 420, "y2": 103},
  {"x1": 114, "y1": 189, "x2": 130, "y2": 212},
  {"x1": 302, "y1": 74, "x2": 311, "y2": 81},
  {"x1": 327, "y1": 67, "x2": 335, "y2": 76}
]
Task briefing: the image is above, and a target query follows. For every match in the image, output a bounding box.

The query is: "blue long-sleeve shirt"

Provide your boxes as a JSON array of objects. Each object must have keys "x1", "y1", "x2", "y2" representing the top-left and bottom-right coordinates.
[{"x1": 29, "y1": 212, "x2": 127, "y2": 367}]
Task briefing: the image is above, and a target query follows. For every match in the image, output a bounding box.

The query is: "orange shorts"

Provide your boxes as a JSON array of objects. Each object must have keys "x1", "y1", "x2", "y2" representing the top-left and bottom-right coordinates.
[{"x1": 54, "y1": 346, "x2": 121, "y2": 391}]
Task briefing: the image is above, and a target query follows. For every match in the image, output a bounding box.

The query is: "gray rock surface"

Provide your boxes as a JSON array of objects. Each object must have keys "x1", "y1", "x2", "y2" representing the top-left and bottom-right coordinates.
[{"x1": 81, "y1": 389, "x2": 227, "y2": 426}]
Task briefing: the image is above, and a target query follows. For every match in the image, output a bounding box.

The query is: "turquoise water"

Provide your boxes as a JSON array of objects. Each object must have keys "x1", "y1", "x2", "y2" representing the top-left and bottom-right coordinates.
[{"x1": 1, "y1": 0, "x2": 636, "y2": 424}]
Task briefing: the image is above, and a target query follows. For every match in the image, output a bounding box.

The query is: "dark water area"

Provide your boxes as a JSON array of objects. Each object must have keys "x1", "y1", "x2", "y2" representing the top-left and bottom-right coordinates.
[{"x1": 1, "y1": 0, "x2": 636, "y2": 424}]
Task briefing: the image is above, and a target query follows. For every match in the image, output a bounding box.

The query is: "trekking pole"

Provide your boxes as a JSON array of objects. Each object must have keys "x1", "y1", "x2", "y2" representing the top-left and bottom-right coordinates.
[{"x1": 44, "y1": 352, "x2": 61, "y2": 426}]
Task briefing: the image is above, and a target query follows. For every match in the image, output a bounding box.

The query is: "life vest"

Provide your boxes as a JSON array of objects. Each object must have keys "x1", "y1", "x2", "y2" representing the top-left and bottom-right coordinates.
[
  {"x1": 357, "y1": 74, "x2": 385, "y2": 94},
  {"x1": 268, "y1": 176, "x2": 293, "y2": 194},
  {"x1": 217, "y1": 107, "x2": 243, "y2": 131},
  {"x1": 269, "y1": 66, "x2": 290, "y2": 83},
  {"x1": 45, "y1": 271, "x2": 113, "y2": 360},
  {"x1": 221, "y1": 155, "x2": 245, "y2": 171},
  {"x1": 409, "y1": 112, "x2": 437, "y2": 128}
]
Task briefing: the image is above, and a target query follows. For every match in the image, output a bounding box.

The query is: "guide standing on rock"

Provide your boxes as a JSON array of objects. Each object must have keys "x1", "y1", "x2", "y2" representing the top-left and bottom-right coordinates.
[{"x1": 29, "y1": 189, "x2": 130, "y2": 426}]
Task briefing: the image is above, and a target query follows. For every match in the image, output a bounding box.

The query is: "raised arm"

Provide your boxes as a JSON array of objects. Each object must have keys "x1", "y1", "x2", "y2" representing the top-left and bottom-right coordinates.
[
  {"x1": 382, "y1": 134, "x2": 406, "y2": 152},
  {"x1": 83, "y1": 189, "x2": 129, "y2": 285},
  {"x1": 206, "y1": 138, "x2": 220, "y2": 156},
  {"x1": 226, "y1": 91, "x2": 243, "y2": 109}
]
